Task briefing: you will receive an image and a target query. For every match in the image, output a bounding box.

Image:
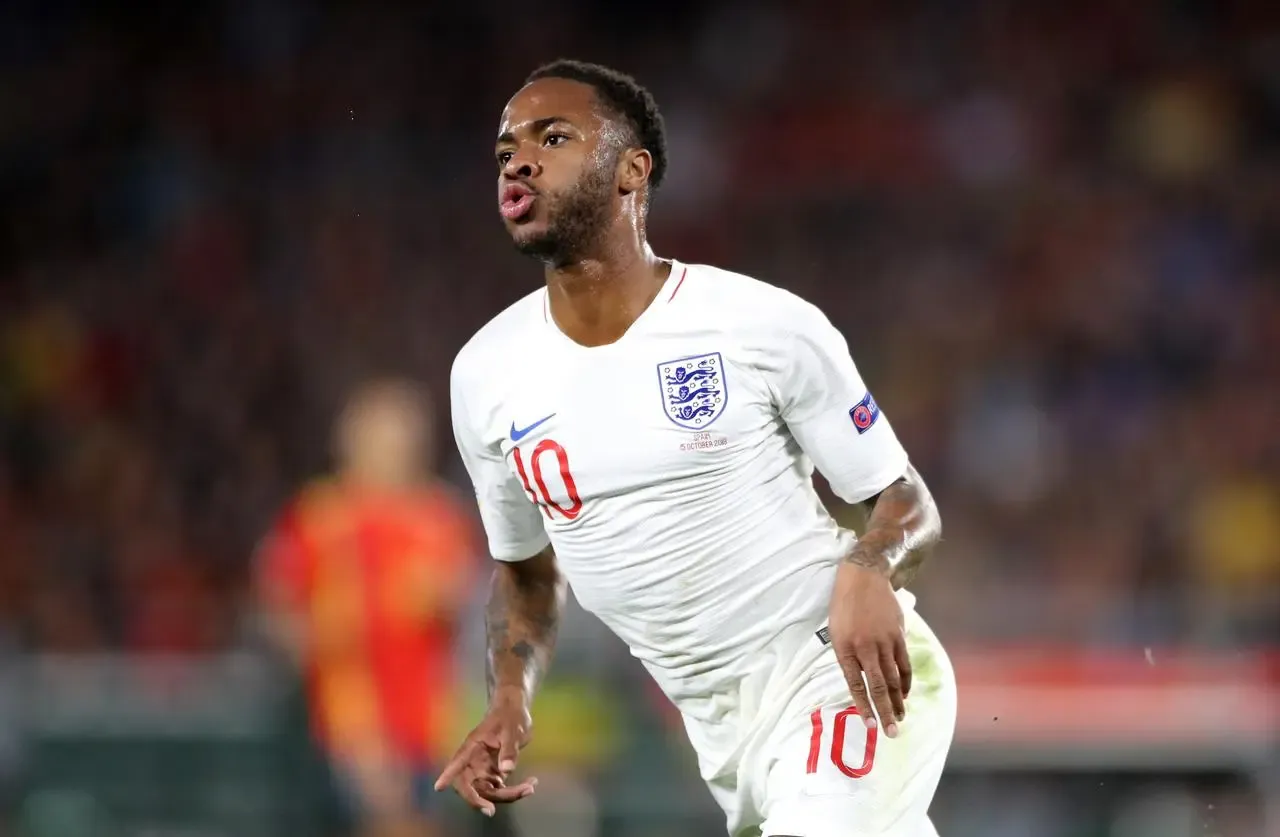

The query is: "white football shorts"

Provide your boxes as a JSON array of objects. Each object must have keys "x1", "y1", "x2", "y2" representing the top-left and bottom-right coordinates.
[{"x1": 706, "y1": 607, "x2": 957, "y2": 837}]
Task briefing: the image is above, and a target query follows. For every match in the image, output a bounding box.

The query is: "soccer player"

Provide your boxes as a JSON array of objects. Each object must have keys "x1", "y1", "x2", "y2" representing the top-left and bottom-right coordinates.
[
  {"x1": 258, "y1": 380, "x2": 478, "y2": 837},
  {"x1": 439, "y1": 60, "x2": 957, "y2": 837}
]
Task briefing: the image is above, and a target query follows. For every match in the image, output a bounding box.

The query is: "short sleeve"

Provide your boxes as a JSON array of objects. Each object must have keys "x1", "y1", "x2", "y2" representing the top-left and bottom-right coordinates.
[
  {"x1": 450, "y1": 358, "x2": 551, "y2": 561},
  {"x1": 763, "y1": 297, "x2": 909, "y2": 504}
]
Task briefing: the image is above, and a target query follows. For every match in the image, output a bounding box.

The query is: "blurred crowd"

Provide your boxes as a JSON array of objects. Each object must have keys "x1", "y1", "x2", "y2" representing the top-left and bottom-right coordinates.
[
  {"x1": 1, "y1": 0, "x2": 1277, "y2": 655},
  {"x1": 1, "y1": 2, "x2": 1277, "y2": 835}
]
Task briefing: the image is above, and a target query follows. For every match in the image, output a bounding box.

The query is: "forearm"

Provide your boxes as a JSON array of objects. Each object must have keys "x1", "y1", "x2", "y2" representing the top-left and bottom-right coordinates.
[
  {"x1": 845, "y1": 465, "x2": 941, "y2": 589},
  {"x1": 485, "y1": 547, "x2": 565, "y2": 707}
]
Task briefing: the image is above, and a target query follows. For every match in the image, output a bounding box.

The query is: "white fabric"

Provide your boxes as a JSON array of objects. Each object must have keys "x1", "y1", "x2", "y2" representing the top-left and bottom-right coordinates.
[{"x1": 745, "y1": 608, "x2": 956, "y2": 837}]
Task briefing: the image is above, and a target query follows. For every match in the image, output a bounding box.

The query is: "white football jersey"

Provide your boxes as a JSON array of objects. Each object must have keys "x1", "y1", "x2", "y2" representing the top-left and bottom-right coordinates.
[{"x1": 450, "y1": 260, "x2": 912, "y2": 776}]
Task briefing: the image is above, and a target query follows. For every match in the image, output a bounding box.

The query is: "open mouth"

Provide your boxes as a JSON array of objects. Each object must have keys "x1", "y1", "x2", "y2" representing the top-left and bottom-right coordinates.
[{"x1": 500, "y1": 183, "x2": 537, "y2": 221}]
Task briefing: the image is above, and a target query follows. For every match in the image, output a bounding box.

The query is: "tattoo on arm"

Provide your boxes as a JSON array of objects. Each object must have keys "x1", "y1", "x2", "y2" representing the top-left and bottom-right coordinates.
[
  {"x1": 484, "y1": 547, "x2": 565, "y2": 705},
  {"x1": 845, "y1": 465, "x2": 941, "y2": 589}
]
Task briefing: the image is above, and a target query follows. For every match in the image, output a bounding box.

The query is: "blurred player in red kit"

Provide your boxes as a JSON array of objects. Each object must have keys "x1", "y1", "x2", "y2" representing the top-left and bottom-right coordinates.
[{"x1": 257, "y1": 379, "x2": 478, "y2": 837}]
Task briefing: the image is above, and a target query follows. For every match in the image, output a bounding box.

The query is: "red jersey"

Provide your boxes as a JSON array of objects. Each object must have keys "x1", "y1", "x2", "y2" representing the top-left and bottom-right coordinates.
[{"x1": 258, "y1": 479, "x2": 477, "y2": 764}]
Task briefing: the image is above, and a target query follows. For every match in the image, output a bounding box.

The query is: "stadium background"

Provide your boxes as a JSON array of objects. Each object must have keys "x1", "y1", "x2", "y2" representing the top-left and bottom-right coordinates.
[{"x1": 0, "y1": 0, "x2": 1277, "y2": 835}]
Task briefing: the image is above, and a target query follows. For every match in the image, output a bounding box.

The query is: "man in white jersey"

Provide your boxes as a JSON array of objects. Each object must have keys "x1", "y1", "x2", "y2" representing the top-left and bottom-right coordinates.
[{"x1": 437, "y1": 60, "x2": 957, "y2": 837}]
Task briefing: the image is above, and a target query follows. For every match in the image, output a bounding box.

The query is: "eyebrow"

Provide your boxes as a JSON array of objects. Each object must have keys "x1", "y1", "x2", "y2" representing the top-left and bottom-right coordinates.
[{"x1": 496, "y1": 116, "x2": 575, "y2": 145}]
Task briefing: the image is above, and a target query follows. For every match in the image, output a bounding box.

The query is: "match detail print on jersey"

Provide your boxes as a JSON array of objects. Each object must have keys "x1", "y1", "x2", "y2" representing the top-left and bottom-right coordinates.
[{"x1": 657, "y1": 352, "x2": 727, "y2": 430}]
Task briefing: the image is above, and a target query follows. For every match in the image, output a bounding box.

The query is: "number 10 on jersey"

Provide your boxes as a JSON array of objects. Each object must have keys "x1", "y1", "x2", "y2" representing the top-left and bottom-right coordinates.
[
  {"x1": 512, "y1": 440, "x2": 583, "y2": 520},
  {"x1": 808, "y1": 707, "x2": 877, "y2": 778}
]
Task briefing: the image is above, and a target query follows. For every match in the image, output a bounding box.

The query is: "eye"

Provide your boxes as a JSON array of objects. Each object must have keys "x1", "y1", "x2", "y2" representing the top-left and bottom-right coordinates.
[
  {"x1": 496, "y1": 150, "x2": 513, "y2": 165},
  {"x1": 545, "y1": 133, "x2": 569, "y2": 147}
]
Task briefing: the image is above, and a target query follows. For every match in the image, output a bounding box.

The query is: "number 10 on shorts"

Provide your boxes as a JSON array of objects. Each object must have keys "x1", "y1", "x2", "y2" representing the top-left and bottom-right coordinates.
[{"x1": 807, "y1": 706, "x2": 878, "y2": 778}]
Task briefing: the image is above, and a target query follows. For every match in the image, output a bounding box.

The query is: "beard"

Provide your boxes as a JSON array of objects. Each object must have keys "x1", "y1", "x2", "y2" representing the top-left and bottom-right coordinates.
[{"x1": 512, "y1": 162, "x2": 615, "y2": 265}]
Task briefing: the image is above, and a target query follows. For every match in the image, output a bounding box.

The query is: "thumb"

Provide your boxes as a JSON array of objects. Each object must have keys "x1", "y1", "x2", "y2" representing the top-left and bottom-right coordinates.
[{"x1": 497, "y1": 722, "x2": 520, "y2": 775}]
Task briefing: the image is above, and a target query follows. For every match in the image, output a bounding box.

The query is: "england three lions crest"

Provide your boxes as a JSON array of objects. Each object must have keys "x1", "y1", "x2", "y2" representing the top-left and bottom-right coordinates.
[{"x1": 658, "y1": 352, "x2": 727, "y2": 429}]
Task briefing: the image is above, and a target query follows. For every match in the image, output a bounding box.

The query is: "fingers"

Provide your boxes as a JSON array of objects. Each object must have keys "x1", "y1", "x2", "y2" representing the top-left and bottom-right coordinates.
[
  {"x1": 435, "y1": 735, "x2": 537, "y2": 818},
  {"x1": 879, "y1": 644, "x2": 906, "y2": 729},
  {"x1": 841, "y1": 642, "x2": 904, "y2": 739},
  {"x1": 459, "y1": 771, "x2": 538, "y2": 817},
  {"x1": 894, "y1": 630, "x2": 913, "y2": 700},
  {"x1": 859, "y1": 647, "x2": 899, "y2": 739},
  {"x1": 838, "y1": 650, "x2": 876, "y2": 733},
  {"x1": 433, "y1": 740, "x2": 478, "y2": 791},
  {"x1": 454, "y1": 768, "x2": 497, "y2": 817},
  {"x1": 479, "y1": 775, "x2": 539, "y2": 803}
]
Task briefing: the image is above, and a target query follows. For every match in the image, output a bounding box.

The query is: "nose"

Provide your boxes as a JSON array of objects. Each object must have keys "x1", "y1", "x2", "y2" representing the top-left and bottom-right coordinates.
[{"x1": 503, "y1": 152, "x2": 540, "y2": 180}]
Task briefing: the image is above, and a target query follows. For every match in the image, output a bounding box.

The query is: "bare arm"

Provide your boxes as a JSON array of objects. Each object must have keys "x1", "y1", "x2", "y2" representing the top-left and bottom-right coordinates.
[
  {"x1": 846, "y1": 463, "x2": 941, "y2": 590},
  {"x1": 434, "y1": 546, "x2": 561, "y2": 811},
  {"x1": 827, "y1": 463, "x2": 940, "y2": 738},
  {"x1": 485, "y1": 546, "x2": 566, "y2": 709}
]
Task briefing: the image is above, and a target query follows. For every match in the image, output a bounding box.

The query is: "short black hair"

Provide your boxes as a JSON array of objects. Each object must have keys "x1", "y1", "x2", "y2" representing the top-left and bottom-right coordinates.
[{"x1": 526, "y1": 59, "x2": 668, "y2": 197}]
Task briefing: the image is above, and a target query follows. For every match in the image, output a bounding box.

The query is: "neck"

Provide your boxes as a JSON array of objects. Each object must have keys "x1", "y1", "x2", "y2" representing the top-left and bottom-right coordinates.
[
  {"x1": 544, "y1": 224, "x2": 669, "y2": 347},
  {"x1": 341, "y1": 465, "x2": 417, "y2": 491}
]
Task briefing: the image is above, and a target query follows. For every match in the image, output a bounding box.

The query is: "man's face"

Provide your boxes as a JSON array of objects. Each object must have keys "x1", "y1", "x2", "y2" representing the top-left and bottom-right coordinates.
[
  {"x1": 495, "y1": 78, "x2": 621, "y2": 263},
  {"x1": 337, "y1": 385, "x2": 431, "y2": 485}
]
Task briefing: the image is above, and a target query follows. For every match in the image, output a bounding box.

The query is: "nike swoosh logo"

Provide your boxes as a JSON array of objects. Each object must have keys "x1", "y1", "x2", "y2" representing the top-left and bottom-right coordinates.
[{"x1": 510, "y1": 413, "x2": 556, "y2": 442}]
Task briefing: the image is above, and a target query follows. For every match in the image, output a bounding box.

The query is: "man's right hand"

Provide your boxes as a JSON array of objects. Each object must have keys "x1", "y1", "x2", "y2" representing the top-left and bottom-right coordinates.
[{"x1": 433, "y1": 694, "x2": 538, "y2": 817}]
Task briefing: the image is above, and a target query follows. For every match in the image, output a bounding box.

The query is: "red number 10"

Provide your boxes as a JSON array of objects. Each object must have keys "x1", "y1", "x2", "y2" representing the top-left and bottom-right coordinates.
[
  {"x1": 807, "y1": 707, "x2": 877, "y2": 778},
  {"x1": 512, "y1": 439, "x2": 583, "y2": 520}
]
